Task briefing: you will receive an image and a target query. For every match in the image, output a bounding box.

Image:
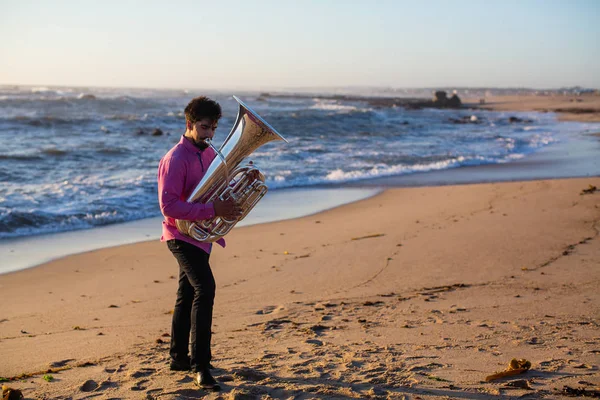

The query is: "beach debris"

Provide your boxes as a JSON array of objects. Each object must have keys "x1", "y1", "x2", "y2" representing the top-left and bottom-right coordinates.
[
  {"x1": 563, "y1": 244, "x2": 576, "y2": 256},
  {"x1": 1, "y1": 385, "x2": 23, "y2": 400},
  {"x1": 49, "y1": 359, "x2": 74, "y2": 368},
  {"x1": 427, "y1": 375, "x2": 451, "y2": 382},
  {"x1": 561, "y1": 385, "x2": 600, "y2": 398},
  {"x1": 351, "y1": 233, "x2": 385, "y2": 241},
  {"x1": 485, "y1": 358, "x2": 531, "y2": 381},
  {"x1": 580, "y1": 185, "x2": 597, "y2": 195},
  {"x1": 283, "y1": 251, "x2": 289, "y2": 255},
  {"x1": 43, "y1": 374, "x2": 53, "y2": 382}
]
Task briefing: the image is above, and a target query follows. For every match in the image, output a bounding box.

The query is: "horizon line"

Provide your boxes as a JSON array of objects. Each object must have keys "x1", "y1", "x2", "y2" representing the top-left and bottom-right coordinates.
[{"x1": 1, "y1": 82, "x2": 598, "y2": 92}]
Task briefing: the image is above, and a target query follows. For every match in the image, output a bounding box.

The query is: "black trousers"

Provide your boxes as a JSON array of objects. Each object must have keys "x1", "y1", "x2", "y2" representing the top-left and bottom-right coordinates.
[{"x1": 167, "y1": 239, "x2": 215, "y2": 372}]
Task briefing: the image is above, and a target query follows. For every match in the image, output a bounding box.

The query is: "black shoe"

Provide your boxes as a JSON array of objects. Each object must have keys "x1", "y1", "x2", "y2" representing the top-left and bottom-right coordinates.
[
  {"x1": 195, "y1": 369, "x2": 221, "y2": 391},
  {"x1": 169, "y1": 359, "x2": 191, "y2": 371}
]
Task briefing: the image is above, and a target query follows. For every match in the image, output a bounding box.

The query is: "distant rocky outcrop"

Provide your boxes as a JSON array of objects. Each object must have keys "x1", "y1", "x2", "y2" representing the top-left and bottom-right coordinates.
[
  {"x1": 256, "y1": 91, "x2": 463, "y2": 110},
  {"x1": 433, "y1": 91, "x2": 462, "y2": 108}
]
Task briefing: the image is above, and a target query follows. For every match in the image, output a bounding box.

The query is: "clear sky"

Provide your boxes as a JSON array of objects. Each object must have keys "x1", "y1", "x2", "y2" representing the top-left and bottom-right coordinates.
[{"x1": 1, "y1": 0, "x2": 599, "y2": 90}]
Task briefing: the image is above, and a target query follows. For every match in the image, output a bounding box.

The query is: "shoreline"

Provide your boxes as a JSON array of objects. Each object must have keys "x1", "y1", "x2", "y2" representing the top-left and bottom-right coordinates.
[
  {"x1": 0, "y1": 187, "x2": 381, "y2": 275},
  {"x1": 1, "y1": 113, "x2": 599, "y2": 275}
]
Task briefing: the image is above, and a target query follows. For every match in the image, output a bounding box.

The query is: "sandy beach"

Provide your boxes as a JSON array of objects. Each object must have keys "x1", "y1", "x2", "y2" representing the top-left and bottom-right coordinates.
[
  {"x1": 1, "y1": 176, "x2": 599, "y2": 399},
  {"x1": 467, "y1": 93, "x2": 600, "y2": 122},
  {"x1": 2, "y1": 97, "x2": 600, "y2": 399}
]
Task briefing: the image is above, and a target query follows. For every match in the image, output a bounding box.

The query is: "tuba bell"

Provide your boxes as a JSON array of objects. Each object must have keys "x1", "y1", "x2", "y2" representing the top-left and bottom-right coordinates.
[{"x1": 175, "y1": 96, "x2": 288, "y2": 242}]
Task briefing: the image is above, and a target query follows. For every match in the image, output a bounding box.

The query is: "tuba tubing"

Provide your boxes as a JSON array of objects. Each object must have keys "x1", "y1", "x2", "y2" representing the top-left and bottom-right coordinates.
[{"x1": 175, "y1": 96, "x2": 287, "y2": 243}]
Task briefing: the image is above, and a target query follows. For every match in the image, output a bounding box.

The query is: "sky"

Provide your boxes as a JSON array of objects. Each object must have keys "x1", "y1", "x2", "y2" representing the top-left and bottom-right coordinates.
[{"x1": 1, "y1": 0, "x2": 599, "y2": 90}]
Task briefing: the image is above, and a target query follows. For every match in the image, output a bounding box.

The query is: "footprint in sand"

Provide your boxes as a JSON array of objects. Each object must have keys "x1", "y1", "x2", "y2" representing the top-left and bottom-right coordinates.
[
  {"x1": 128, "y1": 368, "x2": 156, "y2": 378},
  {"x1": 80, "y1": 380, "x2": 99, "y2": 392},
  {"x1": 256, "y1": 305, "x2": 285, "y2": 315},
  {"x1": 130, "y1": 378, "x2": 150, "y2": 391},
  {"x1": 232, "y1": 367, "x2": 268, "y2": 382}
]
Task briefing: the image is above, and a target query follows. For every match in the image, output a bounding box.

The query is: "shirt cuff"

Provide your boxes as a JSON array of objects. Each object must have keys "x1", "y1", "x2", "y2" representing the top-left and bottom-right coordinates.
[{"x1": 206, "y1": 202, "x2": 216, "y2": 219}]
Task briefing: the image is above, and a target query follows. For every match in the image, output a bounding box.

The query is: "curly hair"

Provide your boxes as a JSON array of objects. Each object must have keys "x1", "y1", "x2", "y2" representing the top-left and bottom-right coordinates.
[{"x1": 184, "y1": 96, "x2": 222, "y2": 124}]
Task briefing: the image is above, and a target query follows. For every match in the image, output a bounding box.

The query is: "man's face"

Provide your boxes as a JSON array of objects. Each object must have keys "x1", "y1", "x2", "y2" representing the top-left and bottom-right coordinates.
[{"x1": 189, "y1": 117, "x2": 218, "y2": 141}]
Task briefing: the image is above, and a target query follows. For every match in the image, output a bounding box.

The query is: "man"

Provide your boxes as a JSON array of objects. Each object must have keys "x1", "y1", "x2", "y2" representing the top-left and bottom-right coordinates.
[{"x1": 157, "y1": 96, "x2": 241, "y2": 391}]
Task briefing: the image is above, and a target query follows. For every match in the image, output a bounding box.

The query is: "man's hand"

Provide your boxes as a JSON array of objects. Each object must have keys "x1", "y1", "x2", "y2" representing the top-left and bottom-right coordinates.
[
  {"x1": 213, "y1": 197, "x2": 243, "y2": 220},
  {"x1": 247, "y1": 167, "x2": 263, "y2": 183}
]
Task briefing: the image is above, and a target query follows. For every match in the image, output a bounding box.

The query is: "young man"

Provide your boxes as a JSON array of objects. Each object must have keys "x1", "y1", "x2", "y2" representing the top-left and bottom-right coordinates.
[{"x1": 157, "y1": 96, "x2": 241, "y2": 391}]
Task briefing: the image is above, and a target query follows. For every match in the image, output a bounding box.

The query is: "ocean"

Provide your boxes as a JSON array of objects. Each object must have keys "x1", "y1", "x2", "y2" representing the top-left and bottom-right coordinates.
[{"x1": 0, "y1": 85, "x2": 598, "y2": 241}]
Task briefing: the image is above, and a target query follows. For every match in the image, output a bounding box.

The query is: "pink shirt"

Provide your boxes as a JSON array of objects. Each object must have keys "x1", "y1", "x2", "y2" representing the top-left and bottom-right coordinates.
[{"x1": 157, "y1": 135, "x2": 226, "y2": 254}]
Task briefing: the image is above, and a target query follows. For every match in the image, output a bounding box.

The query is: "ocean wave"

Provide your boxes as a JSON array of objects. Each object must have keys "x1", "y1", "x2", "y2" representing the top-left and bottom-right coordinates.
[
  {"x1": 309, "y1": 99, "x2": 371, "y2": 114},
  {"x1": 96, "y1": 146, "x2": 131, "y2": 155},
  {"x1": 30, "y1": 87, "x2": 69, "y2": 95},
  {"x1": 1, "y1": 115, "x2": 94, "y2": 127},
  {"x1": 0, "y1": 208, "x2": 158, "y2": 240},
  {"x1": 265, "y1": 154, "x2": 529, "y2": 189},
  {"x1": 324, "y1": 158, "x2": 468, "y2": 182},
  {"x1": 0, "y1": 87, "x2": 588, "y2": 241}
]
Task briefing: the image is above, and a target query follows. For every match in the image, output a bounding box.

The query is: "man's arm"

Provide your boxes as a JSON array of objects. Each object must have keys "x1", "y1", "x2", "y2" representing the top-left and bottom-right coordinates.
[{"x1": 158, "y1": 156, "x2": 216, "y2": 221}]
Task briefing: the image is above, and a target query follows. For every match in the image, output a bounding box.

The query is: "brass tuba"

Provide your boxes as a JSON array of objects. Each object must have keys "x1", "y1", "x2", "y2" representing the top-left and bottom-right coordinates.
[{"x1": 175, "y1": 96, "x2": 288, "y2": 242}]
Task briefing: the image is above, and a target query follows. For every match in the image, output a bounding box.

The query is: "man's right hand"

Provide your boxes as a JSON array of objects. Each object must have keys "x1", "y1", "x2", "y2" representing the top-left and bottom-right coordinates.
[{"x1": 213, "y1": 197, "x2": 243, "y2": 220}]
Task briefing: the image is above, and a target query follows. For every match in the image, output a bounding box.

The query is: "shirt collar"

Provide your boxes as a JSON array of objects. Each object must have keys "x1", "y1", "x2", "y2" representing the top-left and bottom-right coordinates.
[
  {"x1": 179, "y1": 135, "x2": 215, "y2": 156},
  {"x1": 179, "y1": 135, "x2": 202, "y2": 154}
]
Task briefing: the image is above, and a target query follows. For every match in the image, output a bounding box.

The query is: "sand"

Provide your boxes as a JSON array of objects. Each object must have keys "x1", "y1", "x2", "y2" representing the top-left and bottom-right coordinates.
[
  {"x1": 465, "y1": 92, "x2": 600, "y2": 122},
  {"x1": 1, "y1": 176, "x2": 599, "y2": 399}
]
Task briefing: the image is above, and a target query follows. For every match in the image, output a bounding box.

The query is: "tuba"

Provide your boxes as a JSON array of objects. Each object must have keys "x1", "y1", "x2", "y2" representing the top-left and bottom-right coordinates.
[{"x1": 175, "y1": 96, "x2": 288, "y2": 242}]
